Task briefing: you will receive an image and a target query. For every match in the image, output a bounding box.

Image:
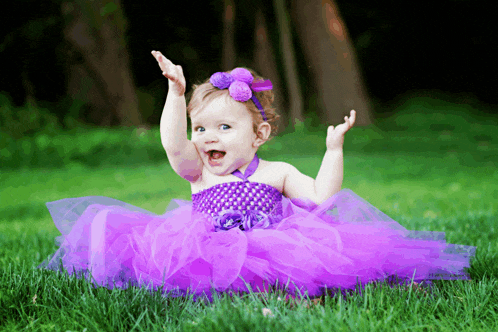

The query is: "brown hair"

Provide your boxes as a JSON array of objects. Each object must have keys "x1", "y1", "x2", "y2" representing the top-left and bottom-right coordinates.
[{"x1": 186, "y1": 68, "x2": 280, "y2": 140}]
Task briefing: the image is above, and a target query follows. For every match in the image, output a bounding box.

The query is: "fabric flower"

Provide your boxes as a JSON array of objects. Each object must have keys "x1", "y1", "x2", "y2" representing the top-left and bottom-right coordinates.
[
  {"x1": 230, "y1": 68, "x2": 254, "y2": 85},
  {"x1": 228, "y1": 80, "x2": 253, "y2": 102},
  {"x1": 209, "y1": 68, "x2": 273, "y2": 122},
  {"x1": 209, "y1": 72, "x2": 234, "y2": 89},
  {"x1": 213, "y1": 209, "x2": 274, "y2": 232},
  {"x1": 209, "y1": 68, "x2": 256, "y2": 103},
  {"x1": 242, "y1": 210, "x2": 272, "y2": 230},
  {"x1": 213, "y1": 209, "x2": 245, "y2": 231}
]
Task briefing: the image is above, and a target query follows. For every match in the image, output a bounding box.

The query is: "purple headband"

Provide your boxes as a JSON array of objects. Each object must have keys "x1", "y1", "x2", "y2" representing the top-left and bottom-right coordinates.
[{"x1": 209, "y1": 68, "x2": 273, "y2": 121}]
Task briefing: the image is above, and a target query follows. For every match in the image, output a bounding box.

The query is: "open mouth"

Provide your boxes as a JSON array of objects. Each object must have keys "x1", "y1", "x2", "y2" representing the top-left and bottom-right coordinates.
[{"x1": 206, "y1": 150, "x2": 226, "y2": 166}]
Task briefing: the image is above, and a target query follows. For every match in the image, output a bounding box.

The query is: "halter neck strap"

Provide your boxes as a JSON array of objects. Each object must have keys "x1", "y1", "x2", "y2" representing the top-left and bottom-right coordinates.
[{"x1": 231, "y1": 154, "x2": 259, "y2": 181}]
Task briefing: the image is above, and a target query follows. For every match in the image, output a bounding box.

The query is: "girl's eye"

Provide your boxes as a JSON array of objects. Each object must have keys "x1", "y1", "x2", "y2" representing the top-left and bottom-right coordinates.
[
  {"x1": 195, "y1": 127, "x2": 205, "y2": 132},
  {"x1": 221, "y1": 124, "x2": 230, "y2": 130}
]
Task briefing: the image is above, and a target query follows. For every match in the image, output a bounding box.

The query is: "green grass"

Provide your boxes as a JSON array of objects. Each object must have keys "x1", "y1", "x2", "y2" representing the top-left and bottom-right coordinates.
[{"x1": 1, "y1": 97, "x2": 498, "y2": 331}]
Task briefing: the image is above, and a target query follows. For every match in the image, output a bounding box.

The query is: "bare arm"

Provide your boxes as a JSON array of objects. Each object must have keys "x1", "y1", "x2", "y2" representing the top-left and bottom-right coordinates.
[
  {"x1": 152, "y1": 51, "x2": 203, "y2": 182},
  {"x1": 313, "y1": 149, "x2": 343, "y2": 203},
  {"x1": 283, "y1": 110, "x2": 355, "y2": 204},
  {"x1": 282, "y1": 151, "x2": 342, "y2": 205}
]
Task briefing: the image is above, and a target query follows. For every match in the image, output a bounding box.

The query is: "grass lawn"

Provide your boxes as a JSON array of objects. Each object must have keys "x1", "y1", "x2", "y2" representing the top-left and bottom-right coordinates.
[{"x1": 1, "y1": 99, "x2": 497, "y2": 331}]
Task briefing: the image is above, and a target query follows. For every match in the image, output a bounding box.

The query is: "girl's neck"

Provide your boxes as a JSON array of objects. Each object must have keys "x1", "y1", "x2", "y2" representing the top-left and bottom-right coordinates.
[{"x1": 231, "y1": 154, "x2": 259, "y2": 181}]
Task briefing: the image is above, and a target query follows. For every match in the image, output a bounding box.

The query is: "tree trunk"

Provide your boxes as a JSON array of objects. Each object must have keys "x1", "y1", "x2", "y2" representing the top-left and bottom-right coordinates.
[
  {"x1": 222, "y1": 0, "x2": 236, "y2": 71},
  {"x1": 291, "y1": 0, "x2": 372, "y2": 126},
  {"x1": 253, "y1": 8, "x2": 287, "y2": 130},
  {"x1": 61, "y1": 0, "x2": 142, "y2": 127},
  {"x1": 273, "y1": 0, "x2": 304, "y2": 125},
  {"x1": 21, "y1": 70, "x2": 37, "y2": 107}
]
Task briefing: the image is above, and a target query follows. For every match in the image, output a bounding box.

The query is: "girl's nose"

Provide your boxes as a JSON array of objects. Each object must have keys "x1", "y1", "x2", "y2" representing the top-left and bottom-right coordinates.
[{"x1": 204, "y1": 131, "x2": 219, "y2": 144}]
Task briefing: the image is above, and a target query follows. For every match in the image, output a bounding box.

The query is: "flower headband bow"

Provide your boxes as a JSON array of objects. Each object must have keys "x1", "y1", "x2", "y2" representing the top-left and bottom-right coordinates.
[{"x1": 209, "y1": 68, "x2": 273, "y2": 121}]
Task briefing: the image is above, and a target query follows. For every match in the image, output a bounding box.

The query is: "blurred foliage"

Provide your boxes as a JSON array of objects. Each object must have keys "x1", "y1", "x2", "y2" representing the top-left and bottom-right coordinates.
[
  {"x1": 1, "y1": 94, "x2": 497, "y2": 170},
  {"x1": 136, "y1": 87, "x2": 160, "y2": 124},
  {"x1": 0, "y1": 126, "x2": 166, "y2": 170},
  {"x1": 0, "y1": 94, "x2": 62, "y2": 139}
]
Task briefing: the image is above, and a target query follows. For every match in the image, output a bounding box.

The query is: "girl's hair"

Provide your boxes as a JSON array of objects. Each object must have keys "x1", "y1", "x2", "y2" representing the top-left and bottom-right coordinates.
[{"x1": 186, "y1": 68, "x2": 280, "y2": 140}]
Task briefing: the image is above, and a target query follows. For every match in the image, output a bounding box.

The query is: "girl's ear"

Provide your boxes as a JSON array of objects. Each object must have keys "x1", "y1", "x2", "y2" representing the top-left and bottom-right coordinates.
[{"x1": 253, "y1": 122, "x2": 271, "y2": 147}]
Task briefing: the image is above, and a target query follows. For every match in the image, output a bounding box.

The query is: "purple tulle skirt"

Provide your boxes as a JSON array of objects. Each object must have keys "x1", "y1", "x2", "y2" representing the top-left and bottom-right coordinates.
[{"x1": 39, "y1": 189, "x2": 475, "y2": 302}]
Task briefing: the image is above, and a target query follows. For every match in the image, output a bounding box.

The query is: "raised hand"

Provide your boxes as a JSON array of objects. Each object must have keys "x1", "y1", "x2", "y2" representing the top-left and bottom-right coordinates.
[
  {"x1": 151, "y1": 50, "x2": 186, "y2": 96},
  {"x1": 326, "y1": 110, "x2": 356, "y2": 151}
]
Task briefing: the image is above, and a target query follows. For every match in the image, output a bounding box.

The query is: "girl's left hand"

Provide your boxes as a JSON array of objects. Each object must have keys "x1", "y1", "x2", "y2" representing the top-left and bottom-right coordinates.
[{"x1": 326, "y1": 110, "x2": 356, "y2": 151}]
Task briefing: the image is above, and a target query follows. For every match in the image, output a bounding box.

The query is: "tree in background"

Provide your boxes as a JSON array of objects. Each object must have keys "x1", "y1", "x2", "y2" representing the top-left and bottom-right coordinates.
[
  {"x1": 3, "y1": 0, "x2": 495, "y2": 132},
  {"x1": 221, "y1": 0, "x2": 288, "y2": 127},
  {"x1": 62, "y1": 0, "x2": 142, "y2": 126},
  {"x1": 273, "y1": 0, "x2": 304, "y2": 125},
  {"x1": 222, "y1": 0, "x2": 236, "y2": 71},
  {"x1": 221, "y1": 0, "x2": 371, "y2": 127},
  {"x1": 254, "y1": 8, "x2": 286, "y2": 127},
  {"x1": 1, "y1": 0, "x2": 371, "y2": 130},
  {"x1": 291, "y1": 0, "x2": 372, "y2": 125}
]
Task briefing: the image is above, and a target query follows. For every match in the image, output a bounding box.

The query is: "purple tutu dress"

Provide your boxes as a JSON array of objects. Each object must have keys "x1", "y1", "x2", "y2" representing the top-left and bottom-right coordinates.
[{"x1": 39, "y1": 155, "x2": 475, "y2": 301}]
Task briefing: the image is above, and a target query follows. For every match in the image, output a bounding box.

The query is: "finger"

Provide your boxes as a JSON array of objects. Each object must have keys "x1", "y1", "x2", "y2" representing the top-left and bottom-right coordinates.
[
  {"x1": 176, "y1": 65, "x2": 184, "y2": 77},
  {"x1": 157, "y1": 53, "x2": 166, "y2": 63},
  {"x1": 152, "y1": 52, "x2": 163, "y2": 62},
  {"x1": 343, "y1": 116, "x2": 350, "y2": 128},
  {"x1": 162, "y1": 56, "x2": 176, "y2": 68},
  {"x1": 154, "y1": 52, "x2": 172, "y2": 66},
  {"x1": 349, "y1": 110, "x2": 356, "y2": 126},
  {"x1": 163, "y1": 72, "x2": 178, "y2": 82},
  {"x1": 161, "y1": 60, "x2": 177, "y2": 75}
]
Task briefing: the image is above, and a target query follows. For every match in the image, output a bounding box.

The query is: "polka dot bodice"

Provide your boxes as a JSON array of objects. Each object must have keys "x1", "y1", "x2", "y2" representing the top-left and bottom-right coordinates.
[{"x1": 192, "y1": 181, "x2": 283, "y2": 220}]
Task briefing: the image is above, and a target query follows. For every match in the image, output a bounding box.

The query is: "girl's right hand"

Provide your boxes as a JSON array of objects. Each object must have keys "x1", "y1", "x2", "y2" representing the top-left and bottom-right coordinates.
[{"x1": 151, "y1": 50, "x2": 186, "y2": 96}]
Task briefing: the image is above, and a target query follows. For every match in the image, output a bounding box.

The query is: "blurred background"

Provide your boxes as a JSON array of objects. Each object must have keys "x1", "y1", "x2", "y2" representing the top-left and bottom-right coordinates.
[
  {"x1": 1, "y1": 0, "x2": 497, "y2": 170},
  {"x1": 2, "y1": 3, "x2": 498, "y2": 329}
]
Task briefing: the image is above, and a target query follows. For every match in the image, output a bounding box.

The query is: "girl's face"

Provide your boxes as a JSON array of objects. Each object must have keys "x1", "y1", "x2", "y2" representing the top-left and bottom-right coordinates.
[{"x1": 191, "y1": 96, "x2": 261, "y2": 176}]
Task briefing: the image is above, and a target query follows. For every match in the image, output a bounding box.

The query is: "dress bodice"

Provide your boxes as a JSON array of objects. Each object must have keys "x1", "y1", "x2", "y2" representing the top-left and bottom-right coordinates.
[
  {"x1": 191, "y1": 154, "x2": 283, "y2": 231},
  {"x1": 192, "y1": 181, "x2": 283, "y2": 231},
  {"x1": 192, "y1": 181, "x2": 283, "y2": 217}
]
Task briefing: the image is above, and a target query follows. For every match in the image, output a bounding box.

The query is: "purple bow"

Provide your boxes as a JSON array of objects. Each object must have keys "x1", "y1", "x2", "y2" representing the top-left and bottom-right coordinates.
[{"x1": 209, "y1": 68, "x2": 273, "y2": 121}]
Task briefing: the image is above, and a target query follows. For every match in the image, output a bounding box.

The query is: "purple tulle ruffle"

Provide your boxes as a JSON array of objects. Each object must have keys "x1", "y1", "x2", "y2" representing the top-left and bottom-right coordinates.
[{"x1": 38, "y1": 189, "x2": 476, "y2": 303}]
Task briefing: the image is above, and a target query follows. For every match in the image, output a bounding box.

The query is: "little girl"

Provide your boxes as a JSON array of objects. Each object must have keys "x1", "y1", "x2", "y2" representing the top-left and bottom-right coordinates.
[{"x1": 39, "y1": 51, "x2": 475, "y2": 303}]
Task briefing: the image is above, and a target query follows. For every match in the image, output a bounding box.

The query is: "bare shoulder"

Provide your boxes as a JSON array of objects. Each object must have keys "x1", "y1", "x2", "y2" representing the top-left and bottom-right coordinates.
[
  {"x1": 277, "y1": 161, "x2": 316, "y2": 200},
  {"x1": 256, "y1": 159, "x2": 312, "y2": 199},
  {"x1": 257, "y1": 160, "x2": 292, "y2": 176},
  {"x1": 253, "y1": 160, "x2": 292, "y2": 193},
  {"x1": 269, "y1": 161, "x2": 298, "y2": 176}
]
